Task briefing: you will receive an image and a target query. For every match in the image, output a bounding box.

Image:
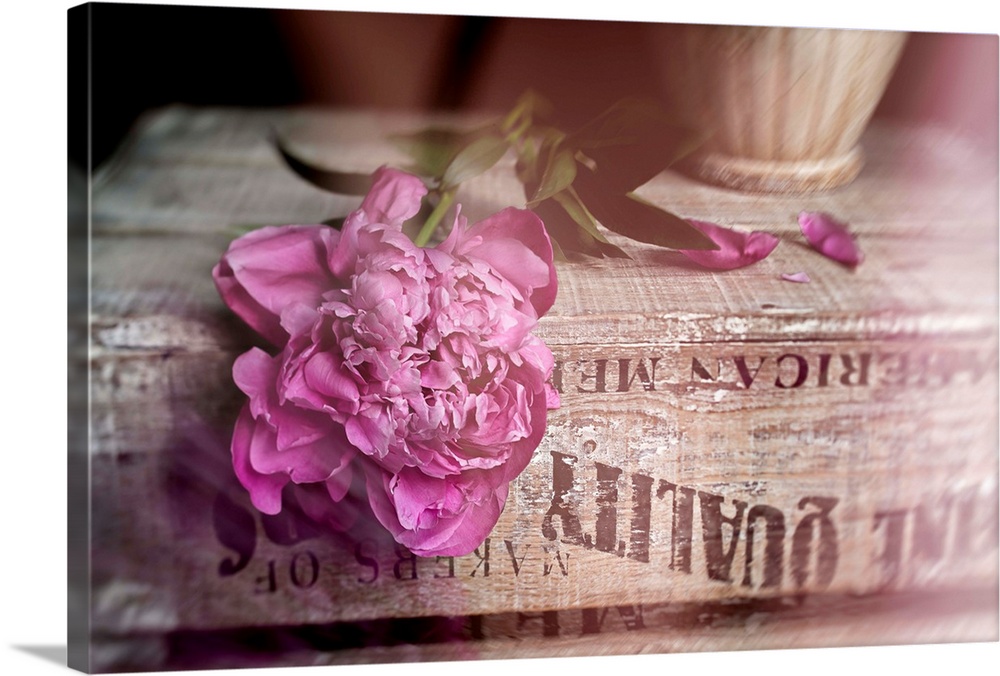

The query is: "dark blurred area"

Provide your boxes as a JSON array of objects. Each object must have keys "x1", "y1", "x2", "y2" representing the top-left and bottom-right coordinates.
[
  {"x1": 71, "y1": 3, "x2": 998, "y2": 172},
  {"x1": 72, "y1": 3, "x2": 303, "y2": 170}
]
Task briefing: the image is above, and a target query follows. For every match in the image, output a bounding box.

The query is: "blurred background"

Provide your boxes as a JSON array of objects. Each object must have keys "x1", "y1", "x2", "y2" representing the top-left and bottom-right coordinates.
[{"x1": 69, "y1": 3, "x2": 998, "y2": 172}]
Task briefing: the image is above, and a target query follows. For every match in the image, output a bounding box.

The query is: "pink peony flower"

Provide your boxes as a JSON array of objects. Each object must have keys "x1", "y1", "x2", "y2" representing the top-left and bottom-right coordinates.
[{"x1": 213, "y1": 167, "x2": 559, "y2": 557}]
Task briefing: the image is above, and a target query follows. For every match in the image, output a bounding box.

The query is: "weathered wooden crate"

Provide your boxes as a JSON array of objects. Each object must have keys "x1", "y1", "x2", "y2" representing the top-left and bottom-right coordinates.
[{"x1": 80, "y1": 106, "x2": 998, "y2": 672}]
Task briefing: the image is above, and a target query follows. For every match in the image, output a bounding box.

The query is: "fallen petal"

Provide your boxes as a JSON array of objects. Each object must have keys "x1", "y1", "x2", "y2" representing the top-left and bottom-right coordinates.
[
  {"x1": 798, "y1": 211, "x2": 864, "y2": 267},
  {"x1": 679, "y1": 220, "x2": 779, "y2": 270},
  {"x1": 781, "y1": 271, "x2": 811, "y2": 283}
]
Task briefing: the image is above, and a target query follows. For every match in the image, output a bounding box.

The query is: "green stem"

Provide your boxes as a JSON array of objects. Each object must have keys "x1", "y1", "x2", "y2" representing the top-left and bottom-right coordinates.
[
  {"x1": 414, "y1": 189, "x2": 456, "y2": 247},
  {"x1": 501, "y1": 98, "x2": 529, "y2": 133},
  {"x1": 504, "y1": 116, "x2": 532, "y2": 145}
]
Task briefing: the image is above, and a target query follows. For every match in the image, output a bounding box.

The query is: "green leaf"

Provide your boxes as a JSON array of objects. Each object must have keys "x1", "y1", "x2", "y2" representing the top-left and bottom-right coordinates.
[
  {"x1": 548, "y1": 234, "x2": 568, "y2": 262},
  {"x1": 389, "y1": 127, "x2": 468, "y2": 179},
  {"x1": 550, "y1": 189, "x2": 610, "y2": 244},
  {"x1": 515, "y1": 126, "x2": 563, "y2": 188},
  {"x1": 530, "y1": 147, "x2": 577, "y2": 205},
  {"x1": 574, "y1": 170, "x2": 717, "y2": 251},
  {"x1": 413, "y1": 189, "x2": 455, "y2": 247},
  {"x1": 533, "y1": 200, "x2": 629, "y2": 259},
  {"x1": 441, "y1": 134, "x2": 510, "y2": 189},
  {"x1": 501, "y1": 89, "x2": 553, "y2": 133},
  {"x1": 520, "y1": 164, "x2": 626, "y2": 259},
  {"x1": 402, "y1": 198, "x2": 437, "y2": 243},
  {"x1": 565, "y1": 99, "x2": 708, "y2": 193},
  {"x1": 569, "y1": 99, "x2": 664, "y2": 147}
]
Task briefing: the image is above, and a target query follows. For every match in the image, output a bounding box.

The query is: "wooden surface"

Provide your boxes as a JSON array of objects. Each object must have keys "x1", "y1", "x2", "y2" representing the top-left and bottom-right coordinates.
[{"x1": 84, "y1": 105, "x2": 998, "y2": 671}]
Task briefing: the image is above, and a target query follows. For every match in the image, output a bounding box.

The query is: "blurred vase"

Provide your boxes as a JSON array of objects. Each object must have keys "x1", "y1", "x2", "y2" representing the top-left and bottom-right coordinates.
[{"x1": 654, "y1": 25, "x2": 907, "y2": 193}]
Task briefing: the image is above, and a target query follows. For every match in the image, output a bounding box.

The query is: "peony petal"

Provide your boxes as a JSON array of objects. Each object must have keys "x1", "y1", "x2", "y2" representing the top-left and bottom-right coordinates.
[
  {"x1": 358, "y1": 166, "x2": 428, "y2": 228},
  {"x1": 326, "y1": 172, "x2": 427, "y2": 280},
  {"x1": 678, "y1": 220, "x2": 779, "y2": 270},
  {"x1": 412, "y1": 486, "x2": 507, "y2": 556},
  {"x1": 215, "y1": 224, "x2": 340, "y2": 345},
  {"x1": 232, "y1": 348, "x2": 280, "y2": 419},
  {"x1": 467, "y1": 237, "x2": 549, "y2": 298},
  {"x1": 249, "y1": 414, "x2": 356, "y2": 484},
  {"x1": 345, "y1": 413, "x2": 394, "y2": 462},
  {"x1": 545, "y1": 383, "x2": 561, "y2": 410},
  {"x1": 781, "y1": 271, "x2": 811, "y2": 283},
  {"x1": 290, "y1": 476, "x2": 361, "y2": 532},
  {"x1": 279, "y1": 302, "x2": 320, "y2": 338},
  {"x1": 230, "y1": 404, "x2": 289, "y2": 515},
  {"x1": 324, "y1": 463, "x2": 355, "y2": 503},
  {"x1": 365, "y1": 465, "x2": 507, "y2": 557},
  {"x1": 213, "y1": 257, "x2": 286, "y2": 346},
  {"x1": 442, "y1": 207, "x2": 558, "y2": 317},
  {"x1": 420, "y1": 360, "x2": 460, "y2": 390},
  {"x1": 303, "y1": 352, "x2": 360, "y2": 404},
  {"x1": 390, "y1": 470, "x2": 449, "y2": 531},
  {"x1": 497, "y1": 372, "x2": 552, "y2": 483},
  {"x1": 798, "y1": 211, "x2": 864, "y2": 267}
]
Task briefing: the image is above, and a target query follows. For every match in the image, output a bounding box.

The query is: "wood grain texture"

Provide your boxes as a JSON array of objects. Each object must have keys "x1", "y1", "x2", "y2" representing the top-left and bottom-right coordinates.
[{"x1": 84, "y1": 106, "x2": 998, "y2": 669}]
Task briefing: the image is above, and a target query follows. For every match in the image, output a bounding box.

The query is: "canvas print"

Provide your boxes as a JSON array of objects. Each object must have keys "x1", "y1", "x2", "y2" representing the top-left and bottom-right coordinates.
[{"x1": 68, "y1": 2, "x2": 999, "y2": 673}]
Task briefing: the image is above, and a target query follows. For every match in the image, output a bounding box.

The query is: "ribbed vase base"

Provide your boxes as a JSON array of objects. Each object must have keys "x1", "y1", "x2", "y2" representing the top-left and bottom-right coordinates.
[{"x1": 683, "y1": 146, "x2": 865, "y2": 194}]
